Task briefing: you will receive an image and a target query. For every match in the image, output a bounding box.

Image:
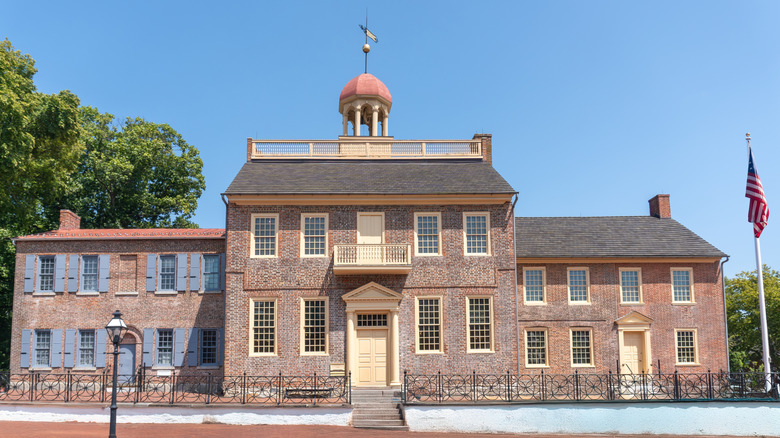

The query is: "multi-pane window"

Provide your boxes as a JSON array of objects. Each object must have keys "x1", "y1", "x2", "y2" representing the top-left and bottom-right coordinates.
[
  {"x1": 38, "y1": 256, "x2": 55, "y2": 292},
  {"x1": 467, "y1": 297, "x2": 492, "y2": 352},
  {"x1": 571, "y1": 329, "x2": 593, "y2": 366},
  {"x1": 203, "y1": 255, "x2": 220, "y2": 291},
  {"x1": 357, "y1": 314, "x2": 387, "y2": 327},
  {"x1": 620, "y1": 269, "x2": 641, "y2": 303},
  {"x1": 81, "y1": 256, "x2": 98, "y2": 292},
  {"x1": 302, "y1": 214, "x2": 327, "y2": 256},
  {"x1": 34, "y1": 330, "x2": 51, "y2": 367},
  {"x1": 159, "y1": 256, "x2": 176, "y2": 291},
  {"x1": 676, "y1": 330, "x2": 697, "y2": 364},
  {"x1": 672, "y1": 269, "x2": 693, "y2": 302},
  {"x1": 524, "y1": 268, "x2": 545, "y2": 303},
  {"x1": 252, "y1": 300, "x2": 276, "y2": 355},
  {"x1": 415, "y1": 213, "x2": 441, "y2": 255},
  {"x1": 200, "y1": 329, "x2": 218, "y2": 366},
  {"x1": 156, "y1": 329, "x2": 173, "y2": 366},
  {"x1": 417, "y1": 298, "x2": 441, "y2": 352},
  {"x1": 526, "y1": 330, "x2": 547, "y2": 366},
  {"x1": 568, "y1": 268, "x2": 589, "y2": 303},
  {"x1": 302, "y1": 299, "x2": 327, "y2": 354},
  {"x1": 78, "y1": 330, "x2": 95, "y2": 367},
  {"x1": 252, "y1": 214, "x2": 278, "y2": 257},
  {"x1": 464, "y1": 213, "x2": 489, "y2": 255}
]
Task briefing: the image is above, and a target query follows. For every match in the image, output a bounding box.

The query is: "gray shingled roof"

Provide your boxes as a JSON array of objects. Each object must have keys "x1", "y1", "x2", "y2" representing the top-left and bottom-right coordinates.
[
  {"x1": 515, "y1": 217, "x2": 726, "y2": 258},
  {"x1": 224, "y1": 160, "x2": 516, "y2": 195}
]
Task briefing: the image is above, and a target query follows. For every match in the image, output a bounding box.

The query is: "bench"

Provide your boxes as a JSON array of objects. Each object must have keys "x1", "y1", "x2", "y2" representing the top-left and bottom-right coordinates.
[{"x1": 284, "y1": 387, "x2": 333, "y2": 399}]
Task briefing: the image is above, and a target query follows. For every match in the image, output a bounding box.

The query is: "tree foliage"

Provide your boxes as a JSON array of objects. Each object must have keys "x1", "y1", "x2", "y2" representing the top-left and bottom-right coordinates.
[{"x1": 726, "y1": 265, "x2": 780, "y2": 371}]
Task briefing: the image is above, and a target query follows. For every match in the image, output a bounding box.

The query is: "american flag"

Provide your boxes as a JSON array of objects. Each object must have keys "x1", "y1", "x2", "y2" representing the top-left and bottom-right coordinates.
[{"x1": 746, "y1": 146, "x2": 769, "y2": 237}]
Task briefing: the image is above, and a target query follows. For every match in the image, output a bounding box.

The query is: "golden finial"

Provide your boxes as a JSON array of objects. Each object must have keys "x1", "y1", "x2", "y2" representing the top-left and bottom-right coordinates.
[{"x1": 363, "y1": 43, "x2": 371, "y2": 54}]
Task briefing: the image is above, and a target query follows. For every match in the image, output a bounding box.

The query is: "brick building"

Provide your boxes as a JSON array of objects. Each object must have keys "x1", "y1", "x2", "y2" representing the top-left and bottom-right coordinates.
[{"x1": 9, "y1": 72, "x2": 728, "y2": 384}]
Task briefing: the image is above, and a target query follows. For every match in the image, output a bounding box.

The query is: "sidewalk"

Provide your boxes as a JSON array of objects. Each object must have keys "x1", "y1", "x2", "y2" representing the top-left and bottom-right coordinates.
[{"x1": 0, "y1": 423, "x2": 765, "y2": 438}]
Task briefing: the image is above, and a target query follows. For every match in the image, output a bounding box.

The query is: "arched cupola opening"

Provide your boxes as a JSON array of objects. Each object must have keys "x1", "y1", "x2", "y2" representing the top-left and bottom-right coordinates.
[{"x1": 339, "y1": 73, "x2": 392, "y2": 137}]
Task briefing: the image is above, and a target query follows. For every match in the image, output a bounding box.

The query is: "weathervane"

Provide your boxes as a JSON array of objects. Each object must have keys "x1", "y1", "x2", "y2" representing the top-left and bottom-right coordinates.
[{"x1": 358, "y1": 11, "x2": 378, "y2": 74}]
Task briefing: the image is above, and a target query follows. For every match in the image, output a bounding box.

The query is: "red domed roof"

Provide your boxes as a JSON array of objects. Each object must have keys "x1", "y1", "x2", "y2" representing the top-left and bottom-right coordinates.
[{"x1": 339, "y1": 73, "x2": 392, "y2": 104}]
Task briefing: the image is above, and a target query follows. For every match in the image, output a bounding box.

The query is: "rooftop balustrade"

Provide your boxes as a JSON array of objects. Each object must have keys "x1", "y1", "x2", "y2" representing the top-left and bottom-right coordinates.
[{"x1": 250, "y1": 139, "x2": 482, "y2": 160}]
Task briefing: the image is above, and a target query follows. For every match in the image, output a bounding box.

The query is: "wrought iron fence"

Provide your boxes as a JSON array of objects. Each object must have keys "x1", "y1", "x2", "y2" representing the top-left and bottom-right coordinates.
[
  {"x1": 0, "y1": 369, "x2": 350, "y2": 406},
  {"x1": 402, "y1": 370, "x2": 780, "y2": 404}
]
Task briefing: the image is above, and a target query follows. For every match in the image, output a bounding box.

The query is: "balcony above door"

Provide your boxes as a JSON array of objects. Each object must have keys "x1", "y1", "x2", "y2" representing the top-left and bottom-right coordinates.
[{"x1": 333, "y1": 244, "x2": 412, "y2": 275}]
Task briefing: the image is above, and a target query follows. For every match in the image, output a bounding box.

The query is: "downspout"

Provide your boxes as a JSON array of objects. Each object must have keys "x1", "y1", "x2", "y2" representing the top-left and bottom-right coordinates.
[
  {"x1": 720, "y1": 255, "x2": 730, "y2": 372},
  {"x1": 221, "y1": 193, "x2": 229, "y2": 370},
  {"x1": 510, "y1": 194, "x2": 521, "y2": 374}
]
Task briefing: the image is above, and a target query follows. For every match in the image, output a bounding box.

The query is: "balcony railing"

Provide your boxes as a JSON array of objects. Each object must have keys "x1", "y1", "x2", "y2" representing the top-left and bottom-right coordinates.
[
  {"x1": 250, "y1": 139, "x2": 482, "y2": 160},
  {"x1": 333, "y1": 244, "x2": 412, "y2": 275}
]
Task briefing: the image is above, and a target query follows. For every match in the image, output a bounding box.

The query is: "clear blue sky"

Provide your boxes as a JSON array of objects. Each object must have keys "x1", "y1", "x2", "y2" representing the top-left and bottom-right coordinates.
[{"x1": 3, "y1": 1, "x2": 778, "y2": 278}]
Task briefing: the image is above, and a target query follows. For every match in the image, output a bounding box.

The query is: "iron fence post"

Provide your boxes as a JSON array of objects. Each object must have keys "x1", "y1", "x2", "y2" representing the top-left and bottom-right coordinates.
[
  {"x1": 313, "y1": 372, "x2": 317, "y2": 406},
  {"x1": 348, "y1": 371, "x2": 352, "y2": 405},
  {"x1": 739, "y1": 372, "x2": 745, "y2": 399},
  {"x1": 241, "y1": 372, "x2": 247, "y2": 404},
  {"x1": 402, "y1": 370, "x2": 406, "y2": 404},
  {"x1": 506, "y1": 370, "x2": 512, "y2": 402},
  {"x1": 641, "y1": 371, "x2": 647, "y2": 400},
  {"x1": 472, "y1": 370, "x2": 476, "y2": 402},
  {"x1": 30, "y1": 372, "x2": 35, "y2": 402},
  {"x1": 608, "y1": 370, "x2": 614, "y2": 400},
  {"x1": 707, "y1": 369, "x2": 713, "y2": 400},
  {"x1": 438, "y1": 371, "x2": 442, "y2": 403},
  {"x1": 206, "y1": 373, "x2": 212, "y2": 405},
  {"x1": 170, "y1": 370, "x2": 176, "y2": 405},
  {"x1": 65, "y1": 370, "x2": 70, "y2": 403},
  {"x1": 673, "y1": 371, "x2": 680, "y2": 400},
  {"x1": 100, "y1": 370, "x2": 105, "y2": 403},
  {"x1": 574, "y1": 370, "x2": 579, "y2": 401},
  {"x1": 541, "y1": 370, "x2": 546, "y2": 401},
  {"x1": 277, "y1": 372, "x2": 282, "y2": 405}
]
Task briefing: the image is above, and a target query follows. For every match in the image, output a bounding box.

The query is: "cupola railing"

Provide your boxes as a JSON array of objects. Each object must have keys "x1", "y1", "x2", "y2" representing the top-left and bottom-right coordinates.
[{"x1": 250, "y1": 139, "x2": 481, "y2": 160}]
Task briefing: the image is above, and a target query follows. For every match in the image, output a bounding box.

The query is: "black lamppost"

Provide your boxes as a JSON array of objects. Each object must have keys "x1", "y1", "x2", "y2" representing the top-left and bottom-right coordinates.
[{"x1": 105, "y1": 310, "x2": 128, "y2": 438}]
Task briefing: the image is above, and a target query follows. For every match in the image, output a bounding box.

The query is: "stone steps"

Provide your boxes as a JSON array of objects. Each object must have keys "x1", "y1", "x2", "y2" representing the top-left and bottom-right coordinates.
[{"x1": 351, "y1": 388, "x2": 408, "y2": 431}]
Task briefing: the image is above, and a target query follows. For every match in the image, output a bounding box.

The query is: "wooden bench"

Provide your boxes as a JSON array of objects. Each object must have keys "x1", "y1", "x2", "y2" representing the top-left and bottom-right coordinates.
[{"x1": 284, "y1": 387, "x2": 333, "y2": 399}]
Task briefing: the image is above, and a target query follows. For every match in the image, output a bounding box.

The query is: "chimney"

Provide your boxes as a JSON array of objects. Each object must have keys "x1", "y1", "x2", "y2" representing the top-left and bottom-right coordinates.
[
  {"x1": 246, "y1": 137, "x2": 253, "y2": 162},
  {"x1": 59, "y1": 209, "x2": 81, "y2": 230},
  {"x1": 648, "y1": 194, "x2": 671, "y2": 218},
  {"x1": 473, "y1": 133, "x2": 492, "y2": 164}
]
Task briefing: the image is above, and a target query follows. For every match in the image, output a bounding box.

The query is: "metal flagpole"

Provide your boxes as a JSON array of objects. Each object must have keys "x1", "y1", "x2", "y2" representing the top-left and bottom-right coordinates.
[{"x1": 747, "y1": 133, "x2": 772, "y2": 391}]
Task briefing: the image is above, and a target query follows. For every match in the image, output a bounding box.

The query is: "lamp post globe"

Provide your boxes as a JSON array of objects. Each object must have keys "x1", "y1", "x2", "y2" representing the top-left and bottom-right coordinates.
[{"x1": 105, "y1": 310, "x2": 127, "y2": 438}]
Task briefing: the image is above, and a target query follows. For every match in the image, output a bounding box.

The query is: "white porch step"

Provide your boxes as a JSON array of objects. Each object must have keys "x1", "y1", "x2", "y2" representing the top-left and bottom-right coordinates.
[{"x1": 351, "y1": 388, "x2": 406, "y2": 430}]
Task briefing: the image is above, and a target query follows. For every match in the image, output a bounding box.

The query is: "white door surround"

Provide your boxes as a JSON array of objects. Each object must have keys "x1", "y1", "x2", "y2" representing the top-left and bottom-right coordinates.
[{"x1": 615, "y1": 311, "x2": 653, "y2": 374}]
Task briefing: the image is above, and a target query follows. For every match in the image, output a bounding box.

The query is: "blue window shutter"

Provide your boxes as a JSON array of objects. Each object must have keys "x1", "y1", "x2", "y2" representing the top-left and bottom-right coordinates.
[
  {"x1": 64, "y1": 329, "x2": 76, "y2": 368},
  {"x1": 24, "y1": 255, "x2": 35, "y2": 292},
  {"x1": 220, "y1": 253, "x2": 226, "y2": 291},
  {"x1": 142, "y1": 328, "x2": 154, "y2": 366},
  {"x1": 35, "y1": 257, "x2": 42, "y2": 293},
  {"x1": 176, "y1": 254, "x2": 187, "y2": 291},
  {"x1": 217, "y1": 328, "x2": 224, "y2": 366},
  {"x1": 95, "y1": 330, "x2": 107, "y2": 367},
  {"x1": 187, "y1": 328, "x2": 199, "y2": 367},
  {"x1": 146, "y1": 255, "x2": 157, "y2": 292},
  {"x1": 20, "y1": 329, "x2": 31, "y2": 368},
  {"x1": 54, "y1": 255, "x2": 66, "y2": 292},
  {"x1": 98, "y1": 254, "x2": 110, "y2": 292},
  {"x1": 173, "y1": 328, "x2": 186, "y2": 366},
  {"x1": 189, "y1": 254, "x2": 201, "y2": 291},
  {"x1": 67, "y1": 255, "x2": 78, "y2": 292},
  {"x1": 51, "y1": 329, "x2": 63, "y2": 367}
]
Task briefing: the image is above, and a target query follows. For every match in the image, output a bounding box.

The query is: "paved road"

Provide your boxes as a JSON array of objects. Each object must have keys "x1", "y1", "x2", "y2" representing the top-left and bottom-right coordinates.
[{"x1": 0, "y1": 423, "x2": 767, "y2": 438}]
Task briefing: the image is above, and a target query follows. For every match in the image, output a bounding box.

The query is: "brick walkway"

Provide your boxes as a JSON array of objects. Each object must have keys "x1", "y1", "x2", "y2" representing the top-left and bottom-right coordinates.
[{"x1": 0, "y1": 422, "x2": 764, "y2": 438}]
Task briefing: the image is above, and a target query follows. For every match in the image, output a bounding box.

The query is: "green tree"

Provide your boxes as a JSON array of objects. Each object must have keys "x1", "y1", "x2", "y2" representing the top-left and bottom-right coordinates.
[{"x1": 726, "y1": 265, "x2": 780, "y2": 371}]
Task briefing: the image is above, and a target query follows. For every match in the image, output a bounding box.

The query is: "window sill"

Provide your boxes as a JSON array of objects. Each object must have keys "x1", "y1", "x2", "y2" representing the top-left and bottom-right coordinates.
[
  {"x1": 76, "y1": 292, "x2": 100, "y2": 296},
  {"x1": 524, "y1": 301, "x2": 547, "y2": 306},
  {"x1": 466, "y1": 350, "x2": 495, "y2": 354},
  {"x1": 73, "y1": 366, "x2": 97, "y2": 371},
  {"x1": 571, "y1": 364, "x2": 596, "y2": 368},
  {"x1": 672, "y1": 302, "x2": 696, "y2": 306},
  {"x1": 199, "y1": 290, "x2": 223, "y2": 294},
  {"x1": 414, "y1": 253, "x2": 442, "y2": 257},
  {"x1": 620, "y1": 302, "x2": 644, "y2": 306},
  {"x1": 525, "y1": 365, "x2": 550, "y2": 369},
  {"x1": 116, "y1": 291, "x2": 138, "y2": 296},
  {"x1": 152, "y1": 366, "x2": 175, "y2": 370},
  {"x1": 32, "y1": 292, "x2": 55, "y2": 297},
  {"x1": 415, "y1": 350, "x2": 444, "y2": 355},
  {"x1": 568, "y1": 302, "x2": 592, "y2": 306},
  {"x1": 249, "y1": 353, "x2": 278, "y2": 357},
  {"x1": 29, "y1": 367, "x2": 52, "y2": 371},
  {"x1": 300, "y1": 352, "x2": 329, "y2": 357},
  {"x1": 675, "y1": 363, "x2": 701, "y2": 367},
  {"x1": 300, "y1": 255, "x2": 329, "y2": 258},
  {"x1": 154, "y1": 291, "x2": 179, "y2": 295},
  {"x1": 464, "y1": 253, "x2": 491, "y2": 257},
  {"x1": 197, "y1": 365, "x2": 220, "y2": 370}
]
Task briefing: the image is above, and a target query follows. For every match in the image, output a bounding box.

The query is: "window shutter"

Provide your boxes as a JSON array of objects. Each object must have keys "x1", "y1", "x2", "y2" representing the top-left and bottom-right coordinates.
[
  {"x1": 217, "y1": 328, "x2": 224, "y2": 366},
  {"x1": 173, "y1": 328, "x2": 186, "y2": 366},
  {"x1": 64, "y1": 329, "x2": 76, "y2": 368},
  {"x1": 176, "y1": 254, "x2": 187, "y2": 291},
  {"x1": 189, "y1": 254, "x2": 201, "y2": 291},
  {"x1": 52, "y1": 255, "x2": 65, "y2": 292},
  {"x1": 95, "y1": 330, "x2": 107, "y2": 368},
  {"x1": 98, "y1": 254, "x2": 110, "y2": 292},
  {"x1": 20, "y1": 329, "x2": 31, "y2": 368},
  {"x1": 35, "y1": 256, "x2": 42, "y2": 293},
  {"x1": 51, "y1": 329, "x2": 63, "y2": 367},
  {"x1": 67, "y1": 255, "x2": 78, "y2": 292},
  {"x1": 24, "y1": 255, "x2": 36, "y2": 292},
  {"x1": 187, "y1": 328, "x2": 199, "y2": 367},
  {"x1": 146, "y1": 255, "x2": 157, "y2": 292},
  {"x1": 220, "y1": 253, "x2": 226, "y2": 291},
  {"x1": 142, "y1": 328, "x2": 154, "y2": 366}
]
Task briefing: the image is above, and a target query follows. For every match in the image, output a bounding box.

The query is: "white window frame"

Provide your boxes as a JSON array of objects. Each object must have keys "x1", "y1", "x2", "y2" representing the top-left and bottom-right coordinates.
[
  {"x1": 619, "y1": 268, "x2": 643, "y2": 304},
  {"x1": 463, "y1": 212, "x2": 491, "y2": 256},
  {"x1": 34, "y1": 329, "x2": 51, "y2": 368},
  {"x1": 202, "y1": 254, "x2": 222, "y2": 292},
  {"x1": 525, "y1": 328, "x2": 549, "y2": 368},
  {"x1": 523, "y1": 267, "x2": 547, "y2": 305},
  {"x1": 250, "y1": 213, "x2": 279, "y2": 258},
  {"x1": 300, "y1": 213, "x2": 329, "y2": 258},
  {"x1": 249, "y1": 298, "x2": 277, "y2": 356},
  {"x1": 158, "y1": 255, "x2": 177, "y2": 292},
  {"x1": 567, "y1": 267, "x2": 591, "y2": 305},
  {"x1": 675, "y1": 329, "x2": 699, "y2": 365},
  {"x1": 466, "y1": 296, "x2": 494, "y2": 353},
  {"x1": 199, "y1": 328, "x2": 219, "y2": 366},
  {"x1": 80, "y1": 255, "x2": 99, "y2": 293},
  {"x1": 156, "y1": 328, "x2": 174, "y2": 367},
  {"x1": 77, "y1": 329, "x2": 96, "y2": 368},
  {"x1": 570, "y1": 328, "x2": 595, "y2": 367},
  {"x1": 671, "y1": 268, "x2": 695, "y2": 304},
  {"x1": 414, "y1": 212, "x2": 442, "y2": 256},
  {"x1": 415, "y1": 296, "x2": 443, "y2": 354},
  {"x1": 38, "y1": 256, "x2": 55, "y2": 293},
  {"x1": 300, "y1": 297, "x2": 329, "y2": 356}
]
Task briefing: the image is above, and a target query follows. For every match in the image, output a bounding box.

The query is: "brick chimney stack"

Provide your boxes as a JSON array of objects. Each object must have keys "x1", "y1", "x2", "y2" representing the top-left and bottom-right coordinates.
[
  {"x1": 648, "y1": 194, "x2": 671, "y2": 218},
  {"x1": 473, "y1": 133, "x2": 492, "y2": 164},
  {"x1": 59, "y1": 209, "x2": 81, "y2": 230}
]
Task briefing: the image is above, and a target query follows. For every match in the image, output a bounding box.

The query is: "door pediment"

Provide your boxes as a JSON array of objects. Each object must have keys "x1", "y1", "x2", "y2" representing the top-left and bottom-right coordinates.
[
  {"x1": 342, "y1": 282, "x2": 402, "y2": 312},
  {"x1": 615, "y1": 310, "x2": 653, "y2": 330}
]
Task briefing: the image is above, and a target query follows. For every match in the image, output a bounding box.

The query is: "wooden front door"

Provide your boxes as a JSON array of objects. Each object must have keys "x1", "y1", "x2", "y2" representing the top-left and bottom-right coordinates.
[
  {"x1": 621, "y1": 331, "x2": 645, "y2": 374},
  {"x1": 118, "y1": 343, "x2": 136, "y2": 384},
  {"x1": 356, "y1": 329, "x2": 388, "y2": 386}
]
